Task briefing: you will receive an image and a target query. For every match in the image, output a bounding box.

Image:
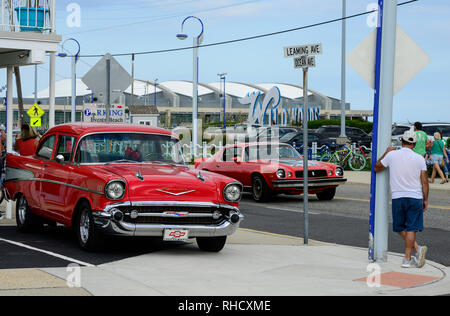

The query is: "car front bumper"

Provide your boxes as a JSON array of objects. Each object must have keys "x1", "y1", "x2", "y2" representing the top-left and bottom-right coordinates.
[
  {"x1": 271, "y1": 177, "x2": 347, "y2": 189},
  {"x1": 92, "y1": 201, "x2": 244, "y2": 238}
]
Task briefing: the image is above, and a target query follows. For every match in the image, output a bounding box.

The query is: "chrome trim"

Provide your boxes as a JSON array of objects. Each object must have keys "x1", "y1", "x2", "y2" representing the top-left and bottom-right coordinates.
[
  {"x1": 155, "y1": 189, "x2": 196, "y2": 196},
  {"x1": 124, "y1": 212, "x2": 215, "y2": 218},
  {"x1": 223, "y1": 182, "x2": 243, "y2": 203},
  {"x1": 92, "y1": 200, "x2": 243, "y2": 237},
  {"x1": 93, "y1": 214, "x2": 244, "y2": 237},
  {"x1": 272, "y1": 178, "x2": 347, "y2": 188}
]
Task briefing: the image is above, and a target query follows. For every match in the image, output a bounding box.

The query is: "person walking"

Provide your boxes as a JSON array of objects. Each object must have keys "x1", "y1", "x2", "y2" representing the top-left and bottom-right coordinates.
[
  {"x1": 413, "y1": 122, "x2": 428, "y2": 157},
  {"x1": 14, "y1": 123, "x2": 40, "y2": 156},
  {"x1": 374, "y1": 130, "x2": 429, "y2": 268},
  {"x1": 429, "y1": 132, "x2": 449, "y2": 184}
]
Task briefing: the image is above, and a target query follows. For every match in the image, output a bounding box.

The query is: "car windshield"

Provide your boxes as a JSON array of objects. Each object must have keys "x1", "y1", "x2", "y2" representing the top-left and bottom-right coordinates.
[
  {"x1": 280, "y1": 132, "x2": 297, "y2": 142},
  {"x1": 245, "y1": 144, "x2": 302, "y2": 161},
  {"x1": 76, "y1": 133, "x2": 185, "y2": 165},
  {"x1": 392, "y1": 126, "x2": 410, "y2": 136}
]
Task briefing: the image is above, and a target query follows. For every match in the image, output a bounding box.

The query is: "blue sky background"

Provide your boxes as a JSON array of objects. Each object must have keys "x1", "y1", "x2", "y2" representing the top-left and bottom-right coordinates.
[{"x1": 1, "y1": 0, "x2": 449, "y2": 123}]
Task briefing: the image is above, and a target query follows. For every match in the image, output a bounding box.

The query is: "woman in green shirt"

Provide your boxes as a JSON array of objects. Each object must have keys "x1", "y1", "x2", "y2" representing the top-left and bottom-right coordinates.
[{"x1": 430, "y1": 132, "x2": 449, "y2": 184}]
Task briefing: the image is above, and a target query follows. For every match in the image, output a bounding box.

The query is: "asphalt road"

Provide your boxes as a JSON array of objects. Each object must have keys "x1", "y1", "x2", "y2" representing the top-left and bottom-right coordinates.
[
  {"x1": 0, "y1": 183, "x2": 448, "y2": 269},
  {"x1": 239, "y1": 183, "x2": 450, "y2": 267}
]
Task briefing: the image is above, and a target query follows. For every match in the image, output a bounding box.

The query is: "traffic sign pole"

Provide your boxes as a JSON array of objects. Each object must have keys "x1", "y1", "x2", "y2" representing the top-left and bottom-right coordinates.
[
  {"x1": 370, "y1": 0, "x2": 397, "y2": 262},
  {"x1": 302, "y1": 67, "x2": 309, "y2": 245}
]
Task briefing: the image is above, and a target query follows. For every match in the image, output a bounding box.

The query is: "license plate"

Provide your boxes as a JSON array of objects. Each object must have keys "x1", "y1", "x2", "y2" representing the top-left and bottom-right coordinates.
[{"x1": 163, "y1": 229, "x2": 189, "y2": 241}]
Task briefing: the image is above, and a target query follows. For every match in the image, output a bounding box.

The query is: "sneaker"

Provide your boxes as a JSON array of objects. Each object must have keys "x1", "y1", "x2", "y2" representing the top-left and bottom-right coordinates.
[
  {"x1": 416, "y1": 246, "x2": 428, "y2": 268},
  {"x1": 401, "y1": 257, "x2": 418, "y2": 268}
]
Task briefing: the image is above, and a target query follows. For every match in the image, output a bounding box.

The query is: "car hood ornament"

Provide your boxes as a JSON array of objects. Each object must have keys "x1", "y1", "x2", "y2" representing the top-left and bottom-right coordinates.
[{"x1": 155, "y1": 188, "x2": 196, "y2": 196}]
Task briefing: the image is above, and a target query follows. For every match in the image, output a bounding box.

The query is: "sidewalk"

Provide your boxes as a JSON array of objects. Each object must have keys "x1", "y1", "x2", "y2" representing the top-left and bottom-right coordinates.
[{"x1": 1, "y1": 229, "x2": 449, "y2": 296}]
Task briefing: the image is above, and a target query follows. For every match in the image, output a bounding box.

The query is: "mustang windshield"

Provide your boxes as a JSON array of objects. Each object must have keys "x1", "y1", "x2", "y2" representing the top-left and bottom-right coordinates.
[
  {"x1": 77, "y1": 133, "x2": 185, "y2": 165},
  {"x1": 244, "y1": 144, "x2": 302, "y2": 161}
]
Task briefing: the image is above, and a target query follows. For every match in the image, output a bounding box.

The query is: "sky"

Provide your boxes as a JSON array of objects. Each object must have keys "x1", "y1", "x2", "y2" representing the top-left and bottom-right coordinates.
[{"x1": 1, "y1": 0, "x2": 449, "y2": 124}]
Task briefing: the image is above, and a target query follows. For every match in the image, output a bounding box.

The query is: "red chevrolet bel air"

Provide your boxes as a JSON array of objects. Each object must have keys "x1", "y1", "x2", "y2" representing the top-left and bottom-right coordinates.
[
  {"x1": 3, "y1": 123, "x2": 244, "y2": 252},
  {"x1": 195, "y1": 142, "x2": 347, "y2": 202}
]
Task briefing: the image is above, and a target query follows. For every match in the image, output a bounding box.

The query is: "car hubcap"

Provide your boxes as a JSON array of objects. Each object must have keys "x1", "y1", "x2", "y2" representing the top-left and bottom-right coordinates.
[
  {"x1": 18, "y1": 197, "x2": 27, "y2": 225},
  {"x1": 80, "y1": 210, "x2": 90, "y2": 244},
  {"x1": 253, "y1": 179, "x2": 262, "y2": 199}
]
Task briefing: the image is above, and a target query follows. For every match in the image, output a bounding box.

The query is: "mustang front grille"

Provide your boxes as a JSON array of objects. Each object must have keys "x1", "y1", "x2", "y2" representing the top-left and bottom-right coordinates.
[{"x1": 295, "y1": 170, "x2": 328, "y2": 178}]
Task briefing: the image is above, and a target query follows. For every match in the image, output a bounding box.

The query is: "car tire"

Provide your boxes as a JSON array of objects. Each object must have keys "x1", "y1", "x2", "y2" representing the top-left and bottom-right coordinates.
[
  {"x1": 75, "y1": 201, "x2": 104, "y2": 251},
  {"x1": 251, "y1": 174, "x2": 272, "y2": 202},
  {"x1": 316, "y1": 188, "x2": 336, "y2": 201},
  {"x1": 16, "y1": 194, "x2": 42, "y2": 232},
  {"x1": 196, "y1": 236, "x2": 227, "y2": 252}
]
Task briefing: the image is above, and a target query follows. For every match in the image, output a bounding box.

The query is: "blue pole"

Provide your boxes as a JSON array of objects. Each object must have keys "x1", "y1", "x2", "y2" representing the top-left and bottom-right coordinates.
[{"x1": 368, "y1": 0, "x2": 384, "y2": 262}]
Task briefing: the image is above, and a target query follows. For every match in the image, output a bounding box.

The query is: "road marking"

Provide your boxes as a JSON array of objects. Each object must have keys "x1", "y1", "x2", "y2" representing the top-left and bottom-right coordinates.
[
  {"x1": 0, "y1": 237, "x2": 95, "y2": 267},
  {"x1": 335, "y1": 197, "x2": 450, "y2": 211}
]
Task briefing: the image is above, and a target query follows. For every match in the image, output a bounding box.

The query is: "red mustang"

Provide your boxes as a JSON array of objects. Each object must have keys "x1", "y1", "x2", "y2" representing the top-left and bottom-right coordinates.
[
  {"x1": 195, "y1": 142, "x2": 347, "y2": 202},
  {"x1": 3, "y1": 123, "x2": 243, "y2": 252}
]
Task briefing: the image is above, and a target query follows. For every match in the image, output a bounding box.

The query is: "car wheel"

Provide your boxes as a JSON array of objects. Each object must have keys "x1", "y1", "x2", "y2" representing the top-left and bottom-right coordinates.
[
  {"x1": 196, "y1": 236, "x2": 227, "y2": 252},
  {"x1": 75, "y1": 201, "x2": 104, "y2": 251},
  {"x1": 251, "y1": 174, "x2": 272, "y2": 202},
  {"x1": 16, "y1": 194, "x2": 42, "y2": 232},
  {"x1": 316, "y1": 188, "x2": 336, "y2": 201}
]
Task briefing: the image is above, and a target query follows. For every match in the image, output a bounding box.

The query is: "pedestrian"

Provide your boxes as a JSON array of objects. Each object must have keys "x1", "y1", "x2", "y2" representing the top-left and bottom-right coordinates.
[
  {"x1": 429, "y1": 132, "x2": 449, "y2": 184},
  {"x1": 413, "y1": 122, "x2": 428, "y2": 157},
  {"x1": 374, "y1": 130, "x2": 429, "y2": 268},
  {"x1": 14, "y1": 123, "x2": 40, "y2": 156},
  {"x1": 438, "y1": 131, "x2": 449, "y2": 183}
]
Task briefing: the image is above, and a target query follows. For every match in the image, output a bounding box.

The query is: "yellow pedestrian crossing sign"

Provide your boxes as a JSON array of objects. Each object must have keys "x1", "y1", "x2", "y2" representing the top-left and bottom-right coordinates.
[
  {"x1": 30, "y1": 118, "x2": 42, "y2": 127},
  {"x1": 27, "y1": 103, "x2": 45, "y2": 118}
]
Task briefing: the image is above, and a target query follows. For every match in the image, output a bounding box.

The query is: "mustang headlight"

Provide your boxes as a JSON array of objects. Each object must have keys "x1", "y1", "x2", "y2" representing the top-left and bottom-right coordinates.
[
  {"x1": 223, "y1": 183, "x2": 242, "y2": 202},
  {"x1": 105, "y1": 180, "x2": 126, "y2": 200},
  {"x1": 276, "y1": 169, "x2": 286, "y2": 179},
  {"x1": 335, "y1": 167, "x2": 344, "y2": 177}
]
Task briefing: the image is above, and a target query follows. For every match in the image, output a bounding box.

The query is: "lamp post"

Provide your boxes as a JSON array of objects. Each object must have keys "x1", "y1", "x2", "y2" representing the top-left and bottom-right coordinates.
[
  {"x1": 177, "y1": 16, "x2": 204, "y2": 157},
  {"x1": 218, "y1": 73, "x2": 227, "y2": 128},
  {"x1": 154, "y1": 78, "x2": 158, "y2": 106},
  {"x1": 58, "y1": 38, "x2": 81, "y2": 123}
]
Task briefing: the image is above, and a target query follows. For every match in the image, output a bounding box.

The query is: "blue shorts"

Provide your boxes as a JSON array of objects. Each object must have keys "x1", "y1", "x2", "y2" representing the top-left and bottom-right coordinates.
[{"x1": 392, "y1": 198, "x2": 424, "y2": 233}]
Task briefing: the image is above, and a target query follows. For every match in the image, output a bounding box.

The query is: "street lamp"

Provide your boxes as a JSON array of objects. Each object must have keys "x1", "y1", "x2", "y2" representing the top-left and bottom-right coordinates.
[
  {"x1": 154, "y1": 78, "x2": 158, "y2": 106},
  {"x1": 58, "y1": 38, "x2": 81, "y2": 123},
  {"x1": 177, "y1": 16, "x2": 204, "y2": 157},
  {"x1": 217, "y1": 73, "x2": 227, "y2": 129}
]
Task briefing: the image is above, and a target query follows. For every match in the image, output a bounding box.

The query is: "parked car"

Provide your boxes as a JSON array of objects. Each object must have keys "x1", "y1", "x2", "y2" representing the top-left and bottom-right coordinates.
[
  {"x1": 315, "y1": 125, "x2": 372, "y2": 147},
  {"x1": 3, "y1": 123, "x2": 244, "y2": 252},
  {"x1": 391, "y1": 123, "x2": 450, "y2": 148},
  {"x1": 244, "y1": 126, "x2": 300, "y2": 143},
  {"x1": 279, "y1": 130, "x2": 337, "y2": 148},
  {"x1": 195, "y1": 142, "x2": 347, "y2": 202}
]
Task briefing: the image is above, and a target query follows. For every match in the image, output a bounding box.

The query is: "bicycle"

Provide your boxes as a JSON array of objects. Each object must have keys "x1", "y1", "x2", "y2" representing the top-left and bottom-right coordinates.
[{"x1": 320, "y1": 145, "x2": 367, "y2": 171}]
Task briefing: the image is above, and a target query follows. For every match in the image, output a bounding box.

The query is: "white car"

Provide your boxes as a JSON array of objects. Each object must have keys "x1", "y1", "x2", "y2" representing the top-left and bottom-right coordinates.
[{"x1": 392, "y1": 123, "x2": 450, "y2": 148}]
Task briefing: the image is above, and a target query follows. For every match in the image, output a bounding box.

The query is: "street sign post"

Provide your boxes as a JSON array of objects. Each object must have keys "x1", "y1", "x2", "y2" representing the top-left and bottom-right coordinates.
[
  {"x1": 284, "y1": 43, "x2": 322, "y2": 245},
  {"x1": 347, "y1": 1, "x2": 429, "y2": 262}
]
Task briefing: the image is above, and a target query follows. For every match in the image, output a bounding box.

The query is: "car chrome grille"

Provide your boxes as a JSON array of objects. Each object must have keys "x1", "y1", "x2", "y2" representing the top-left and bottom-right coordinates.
[
  {"x1": 295, "y1": 170, "x2": 328, "y2": 178},
  {"x1": 119, "y1": 205, "x2": 229, "y2": 225}
]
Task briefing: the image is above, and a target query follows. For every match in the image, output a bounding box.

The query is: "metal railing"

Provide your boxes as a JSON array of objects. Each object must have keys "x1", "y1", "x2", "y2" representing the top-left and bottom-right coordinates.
[{"x1": 1, "y1": 0, "x2": 55, "y2": 33}]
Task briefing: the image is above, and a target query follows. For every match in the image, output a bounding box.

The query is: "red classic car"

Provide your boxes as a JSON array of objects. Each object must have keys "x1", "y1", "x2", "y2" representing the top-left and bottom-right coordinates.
[
  {"x1": 3, "y1": 123, "x2": 244, "y2": 252},
  {"x1": 195, "y1": 142, "x2": 347, "y2": 202}
]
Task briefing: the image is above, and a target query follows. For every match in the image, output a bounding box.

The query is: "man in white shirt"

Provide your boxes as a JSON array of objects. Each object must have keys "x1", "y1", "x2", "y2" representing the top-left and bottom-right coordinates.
[{"x1": 374, "y1": 130, "x2": 429, "y2": 268}]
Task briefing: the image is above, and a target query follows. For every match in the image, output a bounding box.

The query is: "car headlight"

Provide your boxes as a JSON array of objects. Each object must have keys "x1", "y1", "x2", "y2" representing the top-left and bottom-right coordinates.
[
  {"x1": 105, "y1": 180, "x2": 126, "y2": 200},
  {"x1": 223, "y1": 183, "x2": 242, "y2": 202},
  {"x1": 335, "y1": 167, "x2": 344, "y2": 177},
  {"x1": 276, "y1": 169, "x2": 286, "y2": 179}
]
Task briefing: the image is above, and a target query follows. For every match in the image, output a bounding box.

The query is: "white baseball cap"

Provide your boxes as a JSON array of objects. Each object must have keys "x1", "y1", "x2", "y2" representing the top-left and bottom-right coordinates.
[{"x1": 400, "y1": 130, "x2": 417, "y2": 144}]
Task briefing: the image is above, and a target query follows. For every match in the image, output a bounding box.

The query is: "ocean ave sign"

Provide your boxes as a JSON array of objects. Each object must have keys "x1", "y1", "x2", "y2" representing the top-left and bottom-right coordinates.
[
  {"x1": 284, "y1": 43, "x2": 322, "y2": 58},
  {"x1": 294, "y1": 55, "x2": 316, "y2": 68}
]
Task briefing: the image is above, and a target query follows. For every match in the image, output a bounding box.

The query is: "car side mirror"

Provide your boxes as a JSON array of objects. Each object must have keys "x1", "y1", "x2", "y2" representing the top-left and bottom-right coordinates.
[{"x1": 56, "y1": 154, "x2": 65, "y2": 163}]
